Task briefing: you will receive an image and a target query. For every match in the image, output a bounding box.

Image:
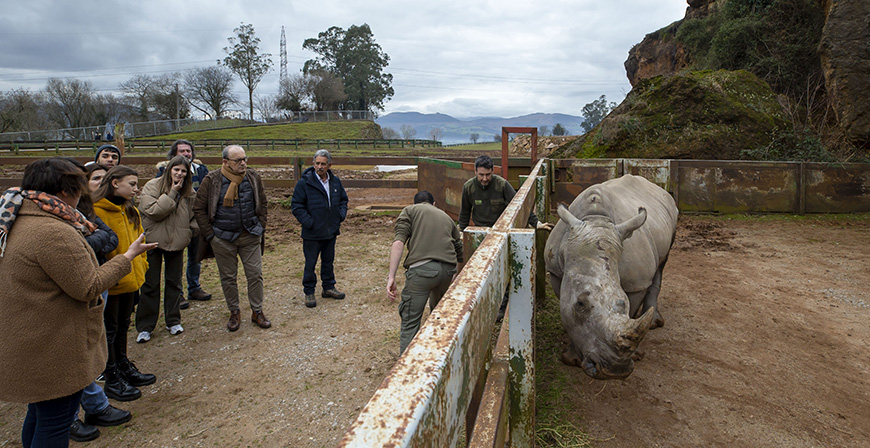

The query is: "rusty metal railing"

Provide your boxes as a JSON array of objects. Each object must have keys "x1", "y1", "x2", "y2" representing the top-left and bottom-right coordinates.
[{"x1": 338, "y1": 159, "x2": 549, "y2": 447}]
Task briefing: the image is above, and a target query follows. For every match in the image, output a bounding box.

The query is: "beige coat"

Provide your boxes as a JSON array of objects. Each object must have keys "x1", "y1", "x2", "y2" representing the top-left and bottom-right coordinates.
[
  {"x1": 139, "y1": 178, "x2": 198, "y2": 252},
  {"x1": 0, "y1": 201, "x2": 131, "y2": 403}
]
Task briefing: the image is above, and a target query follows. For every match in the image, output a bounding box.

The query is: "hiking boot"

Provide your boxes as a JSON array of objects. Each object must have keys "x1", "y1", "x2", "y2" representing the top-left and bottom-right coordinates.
[
  {"x1": 322, "y1": 288, "x2": 346, "y2": 300},
  {"x1": 70, "y1": 419, "x2": 100, "y2": 442},
  {"x1": 252, "y1": 310, "x2": 271, "y2": 329},
  {"x1": 189, "y1": 289, "x2": 212, "y2": 301},
  {"x1": 118, "y1": 358, "x2": 156, "y2": 387},
  {"x1": 227, "y1": 310, "x2": 241, "y2": 331},
  {"x1": 304, "y1": 294, "x2": 316, "y2": 308},
  {"x1": 102, "y1": 366, "x2": 141, "y2": 402}
]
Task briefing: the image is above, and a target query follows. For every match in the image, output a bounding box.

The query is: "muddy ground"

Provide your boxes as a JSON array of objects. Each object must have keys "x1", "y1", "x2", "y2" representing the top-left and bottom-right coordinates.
[{"x1": 0, "y1": 184, "x2": 868, "y2": 447}]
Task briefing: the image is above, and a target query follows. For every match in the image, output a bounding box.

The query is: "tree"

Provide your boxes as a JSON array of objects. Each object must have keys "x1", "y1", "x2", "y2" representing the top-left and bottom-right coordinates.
[
  {"x1": 118, "y1": 74, "x2": 155, "y2": 120},
  {"x1": 277, "y1": 73, "x2": 313, "y2": 112},
  {"x1": 581, "y1": 95, "x2": 617, "y2": 133},
  {"x1": 552, "y1": 123, "x2": 567, "y2": 136},
  {"x1": 222, "y1": 23, "x2": 272, "y2": 121},
  {"x1": 184, "y1": 66, "x2": 237, "y2": 120},
  {"x1": 428, "y1": 127, "x2": 443, "y2": 141},
  {"x1": 470, "y1": 132, "x2": 480, "y2": 144},
  {"x1": 538, "y1": 125, "x2": 550, "y2": 137},
  {"x1": 400, "y1": 124, "x2": 416, "y2": 139},
  {"x1": 150, "y1": 74, "x2": 189, "y2": 120},
  {"x1": 253, "y1": 94, "x2": 279, "y2": 122},
  {"x1": 303, "y1": 24, "x2": 394, "y2": 112},
  {"x1": 381, "y1": 127, "x2": 400, "y2": 139},
  {"x1": 0, "y1": 89, "x2": 51, "y2": 133},
  {"x1": 309, "y1": 69, "x2": 347, "y2": 111},
  {"x1": 45, "y1": 78, "x2": 96, "y2": 129},
  {"x1": 493, "y1": 134, "x2": 502, "y2": 143}
]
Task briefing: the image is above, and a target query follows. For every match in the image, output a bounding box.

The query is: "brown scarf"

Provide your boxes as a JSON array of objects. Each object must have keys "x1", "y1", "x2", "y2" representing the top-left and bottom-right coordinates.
[{"x1": 220, "y1": 165, "x2": 245, "y2": 207}]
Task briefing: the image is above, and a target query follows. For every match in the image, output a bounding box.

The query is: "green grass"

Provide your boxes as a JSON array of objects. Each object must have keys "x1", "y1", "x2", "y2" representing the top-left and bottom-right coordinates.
[
  {"x1": 138, "y1": 121, "x2": 379, "y2": 141},
  {"x1": 536, "y1": 288, "x2": 594, "y2": 447}
]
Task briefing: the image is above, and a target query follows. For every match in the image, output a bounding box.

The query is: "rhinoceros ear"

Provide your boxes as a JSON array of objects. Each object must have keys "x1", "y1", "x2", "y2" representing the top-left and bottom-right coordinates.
[
  {"x1": 557, "y1": 204, "x2": 583, "y2": 230},
  {"x1": 615, "y1": 207, "x2": 647, "y2": 241}
]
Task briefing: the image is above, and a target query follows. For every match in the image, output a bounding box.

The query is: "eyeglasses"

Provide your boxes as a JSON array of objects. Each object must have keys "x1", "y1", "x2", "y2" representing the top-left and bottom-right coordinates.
[{"x1": 225, "y1": 157, "x2": 248, "y2": 163}]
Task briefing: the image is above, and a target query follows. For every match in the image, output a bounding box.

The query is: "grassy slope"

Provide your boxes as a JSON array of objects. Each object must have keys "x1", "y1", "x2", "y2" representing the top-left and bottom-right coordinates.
[{"x1": 138, "y1": 121, "x2": 379, "y2": 141}]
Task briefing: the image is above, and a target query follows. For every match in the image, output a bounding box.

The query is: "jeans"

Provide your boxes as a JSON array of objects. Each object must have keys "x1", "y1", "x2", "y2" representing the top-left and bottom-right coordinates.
[
  {"x1": 186, "y1": 237, "x2": 203, "y2": 294},
  {"x1": 78, "y1": 382, "x2": 108, "y2": 415},
  {"x1": 302, "y1": 237, "x2": 336, "y2": 295},
  {"x1": 22, "y1": 389, "x2": 83, "y2": 447}
]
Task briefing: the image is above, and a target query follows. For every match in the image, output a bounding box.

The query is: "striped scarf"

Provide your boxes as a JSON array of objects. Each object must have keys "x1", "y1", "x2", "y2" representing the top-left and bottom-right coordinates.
[{"x1": 0, "y1": 187, "x2": 96, "y2": 257}]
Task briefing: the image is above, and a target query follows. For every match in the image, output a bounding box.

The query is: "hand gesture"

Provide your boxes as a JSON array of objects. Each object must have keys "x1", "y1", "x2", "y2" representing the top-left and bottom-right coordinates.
[{"x1": 124, "y1": 233, "x2": 158, "y2": 260}]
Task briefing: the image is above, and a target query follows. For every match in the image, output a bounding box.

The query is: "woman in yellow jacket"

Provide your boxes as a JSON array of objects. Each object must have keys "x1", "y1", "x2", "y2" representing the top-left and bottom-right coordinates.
[
  {"x1": 93, "y1": 165, "x2": 156, "y2": 402},
  {"x1": 136, "y1": 156, "x2": 197, "y2": 343}
]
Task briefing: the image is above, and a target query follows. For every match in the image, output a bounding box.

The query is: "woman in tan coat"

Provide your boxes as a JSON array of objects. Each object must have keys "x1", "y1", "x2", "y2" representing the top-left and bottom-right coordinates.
[
  {"x1": 136, "y1": 155, "x2": 197, "y2": 342},
  {"x1": 0, "y1": 158, "x2": 155, "y2": 446}
]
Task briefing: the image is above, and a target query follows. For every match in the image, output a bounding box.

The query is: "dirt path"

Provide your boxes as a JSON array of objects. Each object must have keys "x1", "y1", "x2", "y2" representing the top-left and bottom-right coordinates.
[
  {"x1": 0, "y1": 189, "x2": 868, "y2": 447},
  {"x1": 542, "y1": 215, "x2": 870, "y2": 447}
]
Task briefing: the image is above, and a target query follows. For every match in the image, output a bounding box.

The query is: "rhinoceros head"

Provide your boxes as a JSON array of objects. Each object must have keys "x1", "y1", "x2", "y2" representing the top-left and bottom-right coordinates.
[{"x1": 555, "y1": 205, "x2": 655, "y2": 380}]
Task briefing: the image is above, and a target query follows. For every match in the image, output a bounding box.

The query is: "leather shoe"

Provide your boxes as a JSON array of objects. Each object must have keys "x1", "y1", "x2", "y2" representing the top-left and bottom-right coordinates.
[
  {"x1": 227, "y1": 310, "x2": 241, "y2": 332},
  {"x1": 70, "y1": 419, "x2": 100, "y2": 442},
  {"x1": 322, "y1": 288, "x2": 346, "y2": 300},
  {"x1": 179, "y1": 295, "x2": 190, "y2": 310},
  {"x1": 190, "y1": 289, "x2": 212, "y2": 301},
  {"x1": 103, "y1": 376, "x2": 141, "y2": 402},
  {"x1": 305, "y1": 294, "x2": 316, "y2": 308},
  {"x1": 118, "y1": 359, "x2": 156, "y2": 387},
  {"x1": 84, "y1": 404, "x2": 132, "y2": 427},
  {"x1": 252, "y1": 310, "x2": 271, "y2": 328}
]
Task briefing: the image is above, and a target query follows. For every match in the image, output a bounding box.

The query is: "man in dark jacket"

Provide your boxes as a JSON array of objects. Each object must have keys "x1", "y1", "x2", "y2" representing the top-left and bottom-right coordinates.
[
  {"x1": 193, "y1": 145, "x2": 271, "y2": 332},
  {"x1": 291, "y1": 149, "x2": 349, "y2": 308},
  {"x1": 156, "y1": 139, "x2": 212, "y2": 308}
]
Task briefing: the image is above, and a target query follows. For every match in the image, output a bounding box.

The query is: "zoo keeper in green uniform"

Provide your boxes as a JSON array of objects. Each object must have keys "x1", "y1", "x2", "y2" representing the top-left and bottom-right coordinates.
[{"x1": 387, "y1": 191, "x2": 464, "y2": 354}]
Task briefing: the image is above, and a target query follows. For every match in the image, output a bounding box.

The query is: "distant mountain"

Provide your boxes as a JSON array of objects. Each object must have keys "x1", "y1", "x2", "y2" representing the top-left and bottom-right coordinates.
[{"x1": 376, "y1": 112, "x2": 585, "y2": 144}]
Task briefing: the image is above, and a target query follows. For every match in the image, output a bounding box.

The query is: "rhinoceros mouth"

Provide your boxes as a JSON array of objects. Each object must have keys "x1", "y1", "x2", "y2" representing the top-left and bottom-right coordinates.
[{"x1": 562, "y1": 346, "x2": 634, "y2": 380}]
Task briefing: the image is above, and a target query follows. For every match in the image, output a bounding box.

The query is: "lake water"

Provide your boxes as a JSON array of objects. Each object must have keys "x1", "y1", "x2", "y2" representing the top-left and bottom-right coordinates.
[{"x1": 375, "y1": 165, "x2": 416, "y2": 172}]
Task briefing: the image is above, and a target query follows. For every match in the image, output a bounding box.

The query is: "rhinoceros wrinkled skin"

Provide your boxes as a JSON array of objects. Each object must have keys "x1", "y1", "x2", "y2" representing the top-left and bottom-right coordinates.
[{"x1": 545, "y1": 174, "x2": 678, "y2": 380}]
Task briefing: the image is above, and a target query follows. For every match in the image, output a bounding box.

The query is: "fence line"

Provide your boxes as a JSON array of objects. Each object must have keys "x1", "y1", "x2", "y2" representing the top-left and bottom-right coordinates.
[{"x1": 0, "y1": 110, "x2": 375, "y2": 142}]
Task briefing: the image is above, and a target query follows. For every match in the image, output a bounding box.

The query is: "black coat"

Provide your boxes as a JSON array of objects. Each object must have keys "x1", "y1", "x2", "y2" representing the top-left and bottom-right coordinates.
[
  {"x1": 291, "y1": 167, "x2": 348, "y2": 240},
  {"x1": 84, "y1": 215, "x2": 118, "y2": 265}
]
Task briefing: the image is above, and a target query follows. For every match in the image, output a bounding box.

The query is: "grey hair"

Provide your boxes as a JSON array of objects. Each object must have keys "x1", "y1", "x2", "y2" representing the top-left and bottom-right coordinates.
[
  {"x1": 222, "y1": 145, "x2": 244, "y2": 159},
  {"x1": 314, "y1": 149, "x2": 332, "y2": 163}
]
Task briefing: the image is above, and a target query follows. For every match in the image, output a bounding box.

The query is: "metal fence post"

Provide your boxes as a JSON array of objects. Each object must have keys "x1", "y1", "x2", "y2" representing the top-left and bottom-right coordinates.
[{"x1": 508, "y1": 229, "x2": 536, "y2": 448}]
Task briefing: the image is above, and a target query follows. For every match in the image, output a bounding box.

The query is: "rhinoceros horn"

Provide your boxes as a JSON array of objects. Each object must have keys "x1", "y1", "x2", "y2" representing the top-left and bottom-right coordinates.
[
  {"x1": 615, "y1": 207, "x2": 647, "y2": 241},
  {"x1": 557, "y1": 204, "x2": 584, "y2": 230},
  {"x1": 620, "y1": 306, "x2": 655, "y2": 350}
]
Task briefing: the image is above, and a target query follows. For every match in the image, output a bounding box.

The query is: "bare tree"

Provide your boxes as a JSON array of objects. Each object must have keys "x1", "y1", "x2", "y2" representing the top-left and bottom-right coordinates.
[
  {"x1": 277, "y1": 73, "x2": 313, "y2": 112},
  {"x1": 309, "y1": 70, "x2": 347, "y2": 111},
  {"x1": 469, "y1": 132, "x2": 480, "y2": 144},
  {"x1": 254, "y1": 94, "x2": 279, "y2": 122},
  {"x1": 92, "y1": 93, "x2": 127, "y2": 126},
  {"x1": 428, "y1": 127, "x2": 443, "y2": 141},
  {"x1": 45, "y1": 78, "x2": 96, "y2": 129},
  {"x1": 400, "y1": 124, "x2": 416, "y2": 139},
  {"x1": 222, "y1": 23, "x2": 272, "y2": 121},
  {"x1": 493, "y1": 134, "x2": 502, "y2": 142},
  {"x1": 0, "y1": 89, "x2": 51, "y2": 133},
  {"x1": 538, "y1": 125, "x2": 550, "y2": 137},
  {"x1": 381, "y1": 127, "x2": 399, "y2": 139},
  {"x1": 118, "y1": 74, "x2": 154, "y2": 120},
  {"x1": 150, "y1": 74, "x2": 189, "y2": 120},
  {"x1": 184, "y1": 66, "x2": 237, "y2": 120}
]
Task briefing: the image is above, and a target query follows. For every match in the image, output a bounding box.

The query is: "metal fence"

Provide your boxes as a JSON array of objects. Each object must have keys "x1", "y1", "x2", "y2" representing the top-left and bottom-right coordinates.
[{"x1": 0, "y1": 110, "x2": 375, "y2": 142}]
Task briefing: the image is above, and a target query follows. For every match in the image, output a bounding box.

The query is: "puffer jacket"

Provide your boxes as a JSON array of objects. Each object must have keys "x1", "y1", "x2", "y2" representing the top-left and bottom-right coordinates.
[
  {"x1": 193, "y1": 168, "x2": 267, "y2": 262},
  {"x1": 0, "y1": 201, "x2": 131, "y2": 403},
  {"x1": 156, "y1": 159, "x2": 209, "y2": 191},
  {"x1": 139, "y1": 178, "x2": 197, "y2": 252},
  {"x1": 94, "y1": 198, "x2": 148, "y2": 294}
]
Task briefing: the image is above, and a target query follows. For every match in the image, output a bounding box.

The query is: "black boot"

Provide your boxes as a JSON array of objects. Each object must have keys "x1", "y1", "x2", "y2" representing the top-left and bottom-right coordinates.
[
  {"x1": 102, "y1": 365, "x2": 141, "y2": 401},
  {"x1": 70, "y1": 419, "x2": 100, "y2": 442},
  {"x1": 118, "y1": 358, "x2": 156, "y2": 387}
]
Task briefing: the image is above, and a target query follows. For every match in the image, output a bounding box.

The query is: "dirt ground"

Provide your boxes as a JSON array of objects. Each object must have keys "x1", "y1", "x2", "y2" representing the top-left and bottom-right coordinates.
[
  {"x1": 545, "y1": 215, "x2": 870, "y2": 448},
  {"x1": 0, "y1": 183, "x2": 868, "y2": 447}
]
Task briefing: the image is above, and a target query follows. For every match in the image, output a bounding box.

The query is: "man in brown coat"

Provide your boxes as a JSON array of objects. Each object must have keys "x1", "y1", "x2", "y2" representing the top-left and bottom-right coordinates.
[{"x1": 193, "y1": 145, "x2": 270, "y2": 331}]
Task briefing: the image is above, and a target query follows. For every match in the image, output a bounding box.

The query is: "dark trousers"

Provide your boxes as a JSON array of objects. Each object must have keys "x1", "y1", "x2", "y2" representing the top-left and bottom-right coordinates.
[
  {"x1": 302, "y1": 237, "x2": 336, "y2": 295},
  {"x1": 104, "y1": 291, "x2": 136, "y2": 368},
  {"x1": 137, "y1": 248, "x2": 183, "y2": 332},
  {"x1": 186, "y1": 236, "x2": 203, "y2": 294},
  {"x1": 22, "y1": 389, "x2": 83, "y2": 448}
]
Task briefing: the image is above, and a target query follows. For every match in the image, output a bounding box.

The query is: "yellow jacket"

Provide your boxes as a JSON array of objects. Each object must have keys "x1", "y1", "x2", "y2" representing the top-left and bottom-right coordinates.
[{"x1": 94, "y1": 198, "x2": 148, "y2": 294}]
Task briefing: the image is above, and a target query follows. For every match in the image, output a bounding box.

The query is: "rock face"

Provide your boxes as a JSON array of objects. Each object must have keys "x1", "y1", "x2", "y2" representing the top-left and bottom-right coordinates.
[
  {"x1": 509, "y1": 135, "x2": 580, "y2": 157},
  {"x1": 819, "y1": 0, "x2": 870, "y2": 148},
  {"x1": 551, "y1": 70, "x2": 789, "y2": 160}
]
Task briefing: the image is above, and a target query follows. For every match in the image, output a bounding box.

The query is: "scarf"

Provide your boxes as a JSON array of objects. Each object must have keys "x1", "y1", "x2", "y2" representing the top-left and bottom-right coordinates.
[
  {"x1": 220, "y1": 166, "x2": 245, "y2": 207},
  {"x1": 0, "y1": 187, "x2": 97, "y2": 257}
]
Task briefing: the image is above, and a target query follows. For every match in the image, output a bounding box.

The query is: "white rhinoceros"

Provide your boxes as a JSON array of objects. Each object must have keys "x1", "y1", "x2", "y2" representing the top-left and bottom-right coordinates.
[{"x1": 545, "y1": 174, "x2": 678, "y2": 380}]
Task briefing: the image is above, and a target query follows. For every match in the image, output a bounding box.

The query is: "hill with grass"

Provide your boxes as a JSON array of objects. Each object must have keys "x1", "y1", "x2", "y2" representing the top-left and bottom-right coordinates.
[{"x1": 137, "y1": 120, "x2": 382, "y2": 141}]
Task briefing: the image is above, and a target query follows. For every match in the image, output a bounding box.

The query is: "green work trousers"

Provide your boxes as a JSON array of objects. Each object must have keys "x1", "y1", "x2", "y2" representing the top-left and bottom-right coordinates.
[{"x1": 398, "y1": 260, "x2": 457, "y2": 353}]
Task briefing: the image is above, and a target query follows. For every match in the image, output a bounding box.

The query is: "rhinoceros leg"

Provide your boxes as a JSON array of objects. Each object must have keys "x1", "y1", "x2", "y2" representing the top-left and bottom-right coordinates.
[{"x1": 640, "y1": 264, "x2": 665, "y2": 329}]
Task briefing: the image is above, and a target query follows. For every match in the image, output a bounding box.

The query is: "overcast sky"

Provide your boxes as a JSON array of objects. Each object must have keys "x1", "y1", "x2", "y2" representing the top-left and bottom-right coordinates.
[{"x1": 1, "y1": 0, "x2": 688, "y2": 119}]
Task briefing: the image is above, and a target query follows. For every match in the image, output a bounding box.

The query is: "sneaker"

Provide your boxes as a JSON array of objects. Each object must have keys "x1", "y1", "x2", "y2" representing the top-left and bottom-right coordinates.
[
  {"x1": 167, "y1": 324, "x2": 184, "y2": 335},
  {"x1": 304, "y1": 294, "x2": 317, "y2": 308},
  {"x1": 136, "y1": 331, "x2": 151, "y2": 343},
  {"x1": 322, "y1": 288, "x2": 346, "y2": 300}
]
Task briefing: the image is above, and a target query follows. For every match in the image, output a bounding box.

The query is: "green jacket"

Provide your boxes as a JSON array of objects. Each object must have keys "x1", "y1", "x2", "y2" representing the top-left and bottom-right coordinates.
[
  {"x1": 458, "y1": 174, "x2": 538, "y2": 230},
  {"x1": 395, "y1": 203, "x2": 463, "y2": 268}
]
